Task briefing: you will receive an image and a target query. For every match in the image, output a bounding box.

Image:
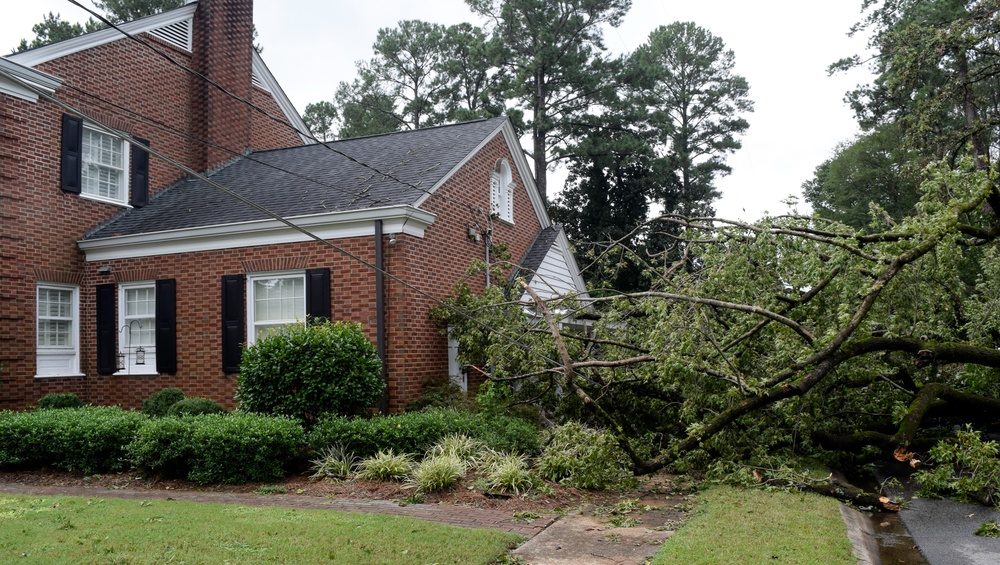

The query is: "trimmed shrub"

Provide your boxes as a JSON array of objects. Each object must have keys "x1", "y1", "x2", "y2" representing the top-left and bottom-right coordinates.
[
  {"x1": 236, "y1": 321, "x2": 383, "y2": 421},
  {"x1": 142, "y1": 388, "x2": 185, "y2": 418},
  {"x1": 536, "y1": 422, "x2": 631, "y2": 490},
  {"x1": 37, "y1": 393, "x2": 84, "y2": 410},
  {"x1": 0, "y1": 407, "x2": 145, "y2": 474},
  {"x1": 166, "y1": 398, "x2": 226, "y2": 417},
  {"x1": 128, "y1": 412, "x2": 305, "y2": 484},
  {"x1": 308, "y1": 408, "x2": 539, "y2": 457}
]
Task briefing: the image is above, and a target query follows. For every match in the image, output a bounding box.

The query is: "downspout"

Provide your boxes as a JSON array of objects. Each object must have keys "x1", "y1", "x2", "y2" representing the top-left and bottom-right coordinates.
[
  {"x1": 375, "y1": 220, "x2": 388, "y2": 414},
  {"x1": 484, "y1": 228, "x2": 492, "y2": 288}
]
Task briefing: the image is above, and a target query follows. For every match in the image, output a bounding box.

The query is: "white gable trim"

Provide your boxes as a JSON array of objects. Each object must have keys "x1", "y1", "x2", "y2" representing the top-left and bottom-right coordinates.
[
  {"x1": 252, "y1": 53, "x2": 311, "y2": 145},
  {"x1": 0, "y1": 58, "x2": 61, "y2": 103},
  {"x1": 79, "y1": 205, "x2": 436, "y2": 261},
  {"x1": 521, "y1": 229, "x2": 588, "y2": 302},
  {"x1": 6, "y1": 5, "x2": 199, "y2": 68},
  {"x1": 412, "y1": 119, "x2": 551, "y2": 229}
]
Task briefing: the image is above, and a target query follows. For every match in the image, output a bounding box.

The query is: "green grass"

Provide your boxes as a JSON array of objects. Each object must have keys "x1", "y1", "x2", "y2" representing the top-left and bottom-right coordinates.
[
  {"x1": 652, "y1": 486, "x2": 855, "y2": 565},
  {"x1": 0, "y1": 495, "x2": 520, "y2": 564}
]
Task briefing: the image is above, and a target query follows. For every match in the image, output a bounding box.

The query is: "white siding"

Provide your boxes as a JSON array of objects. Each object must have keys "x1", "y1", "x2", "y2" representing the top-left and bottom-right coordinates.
[{"x1": 523, "y1": 235, "x2": 584, "y2": 302}]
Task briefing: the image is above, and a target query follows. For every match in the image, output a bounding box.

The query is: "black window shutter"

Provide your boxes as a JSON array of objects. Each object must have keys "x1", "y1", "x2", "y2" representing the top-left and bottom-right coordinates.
[
  {"x1": 155, "y1": 278, "x2": 177, "y2": 373},
  {"x1": 96, "y1": 283, "x2": 117, "y2": 374},
  {"x1": 130, "y1": 137, "x2": 150, "y2": 208},
  {"x1": 305, "y1": 267, "x2": 331, "y2": 323},
  {"x1": 221, "y1": 275, "x2": 245, "y2": 373},
  {"x1": 60, "y1": 114, "x2": 83, "y2": 194}
]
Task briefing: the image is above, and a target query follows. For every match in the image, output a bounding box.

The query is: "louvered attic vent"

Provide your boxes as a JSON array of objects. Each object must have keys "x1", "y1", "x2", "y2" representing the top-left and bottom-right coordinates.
[{"x1": 148, "y1": 19, "x2": 192, "y2": 51}]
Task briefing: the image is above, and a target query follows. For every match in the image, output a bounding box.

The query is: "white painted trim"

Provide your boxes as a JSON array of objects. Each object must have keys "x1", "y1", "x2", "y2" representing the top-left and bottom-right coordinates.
[
  {"x1": 412, "y1": 119, "x2": 550, "y2": 229},
  {"x1": 554, "y1": 229, "x2": 589, "y2": 297},
  {"x1": 79, "y1": 205, "x2": 436, "y2": 261},
  {"x1": 6, "y1": 5, "x2": 199, "y2": 68},
  {"x1": 251, "y1": 53, "x2": 311, "y2": 145},
  {"x1": 0, "y1": 58, "x2": 61, "y2": 103},
  {"x1": 246, "y1": 271, "x2": 306, "y2": 345},
  {"x1": 116, "y1": 282, "x2": 158, "y2": 376},
  {"x1": 35, "y1": 283, "x2": 81, "y2": 377}
]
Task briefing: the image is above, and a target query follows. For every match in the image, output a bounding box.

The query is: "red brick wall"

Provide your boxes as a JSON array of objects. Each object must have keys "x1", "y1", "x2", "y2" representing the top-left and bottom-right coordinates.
[
  {"x1": 20, "y1": 128, "x2": 544, "y2": 412},
  {"x1": 0, "y1": 0, "x2": 305, "y2": 409}
]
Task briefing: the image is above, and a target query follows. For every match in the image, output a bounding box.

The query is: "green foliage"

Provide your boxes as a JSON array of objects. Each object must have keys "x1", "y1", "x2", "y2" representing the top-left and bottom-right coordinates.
[
  {"x1": 0, "y1": 407, "x2": 145, "y2": 474},
  {"x1": 479, "y1": 451, "x2": 537, "y2": 495},
  {"x1": 355, "y1": 449, "x2": 415, "y2": 481},
  {"x1": 803, "y1": 123, "x2": 921, "y2": 230},
  {"x1": 128, "y1": 413, "x2": 305, "y2": 484},
  {"x1": 536, "y1": 422, "x2": 631, "y2": 489},
  {"x1": 308, "y1": 408, "x2": 539, "y2": 457},
  {"x1": 405, "y1": 374, "x2": 478, "y2": 412},
  {"x1": 14, "y1": 12, "x2": 102, "y2": 52},
  {"x1": 301, "y1": 101, "x2": 338, "y2": 142},
  {"x1": 977, "y1": 520, "x2": 1000, "y2": 537},
  {"x1": 407, "y1": 454, "x2": 466, "y2": 493},
  {"x1": 310, "y1": 444, "x2": 359, "y2": 479},
  {"x1": 236, "y1": 320, "x2": 383, "y2": 421},
  {"x1": 37, "y1": 393, "x2": 84, "y2": 410},
  {"x1": 142, "y1": 387, "x2": 186, "y2": 418},
  {"x1": 427, "y1": 433, "x2": 483, "y2": 464},
  {"x1": 165, "y1": 398, "x2": 226, "y2": 417},
  {"x1": 915, "y1": 427, "x2": 1000, "y2": 505}
]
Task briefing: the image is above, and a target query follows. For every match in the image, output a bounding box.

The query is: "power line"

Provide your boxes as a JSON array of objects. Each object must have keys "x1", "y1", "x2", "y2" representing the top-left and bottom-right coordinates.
[
  {"x1": 63, "y1": 0, "x2": 493, "y2": 218},
  {"x1": 11, "y1": 72, "x2": 563, "y2": 373}
]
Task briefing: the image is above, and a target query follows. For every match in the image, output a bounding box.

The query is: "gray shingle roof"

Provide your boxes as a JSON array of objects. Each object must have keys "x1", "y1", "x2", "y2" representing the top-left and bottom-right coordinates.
[
  {"x1": 85, "y1": 117, "x2": 507, "y2": 240},
  {"x1": 509, "y1": 225, "x2": 562, "y2": 286}
]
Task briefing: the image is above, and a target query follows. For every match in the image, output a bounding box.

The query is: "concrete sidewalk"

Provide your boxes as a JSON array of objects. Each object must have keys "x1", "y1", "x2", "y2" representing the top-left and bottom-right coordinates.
[{"x1": 899, "y1": 498, "x2": 1000, "y2": 565}]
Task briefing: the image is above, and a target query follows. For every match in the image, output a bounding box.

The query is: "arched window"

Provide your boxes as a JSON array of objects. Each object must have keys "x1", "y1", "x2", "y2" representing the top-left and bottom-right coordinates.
[{"x1": 490, "y1": 159, "x2": 515, "y2": 223}]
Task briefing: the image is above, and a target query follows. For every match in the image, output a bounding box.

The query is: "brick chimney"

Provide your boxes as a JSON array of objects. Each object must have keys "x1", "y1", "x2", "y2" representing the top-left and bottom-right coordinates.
[{"x1": 191, "y1": 0, "x2": 253, "y2": 171}]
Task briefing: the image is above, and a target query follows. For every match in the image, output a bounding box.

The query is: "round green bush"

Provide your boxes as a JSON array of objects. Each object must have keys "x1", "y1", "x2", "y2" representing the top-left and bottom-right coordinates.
[
  {"x1": 236, "y1": 321, "x2": 383, "y2": 421},
  {"x1": 166, "y1": 398, "x2": 226, "y2": 417},
  {"x1": 142, "y1": 388, "x2": 186, "y2": 418},
  {"x1": 37, "y1": 392, "x2": 84, "y2": 410}
]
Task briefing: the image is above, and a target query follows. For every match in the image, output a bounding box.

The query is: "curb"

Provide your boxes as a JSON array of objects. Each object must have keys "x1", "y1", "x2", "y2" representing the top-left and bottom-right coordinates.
[{"x1": 840, "y1": 503, "x2": 880, "y2": 565}]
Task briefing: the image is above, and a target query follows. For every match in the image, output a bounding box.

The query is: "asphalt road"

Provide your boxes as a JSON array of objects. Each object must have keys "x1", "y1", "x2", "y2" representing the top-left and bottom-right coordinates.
[{"x1": 901, "y1": 498, "x2": 1000, "y2": 565}]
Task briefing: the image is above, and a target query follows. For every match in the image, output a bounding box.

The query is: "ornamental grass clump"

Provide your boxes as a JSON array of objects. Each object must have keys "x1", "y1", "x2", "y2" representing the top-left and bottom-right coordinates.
[
  {"x1": 355, "y1": 449, "x2": 414, "y2": 482},
  {"x1": 407, "y1": 453, "x2": 466, "y2": 493},
  {"x1": 428, "y1": 433, "x2": 482, "y2": 465},
  {"x1": 480, "y1": 451, "x2": 536, "y2": 496},
  {"x1": 310, "y1": 444, "x2": 359, "y2": 479}
]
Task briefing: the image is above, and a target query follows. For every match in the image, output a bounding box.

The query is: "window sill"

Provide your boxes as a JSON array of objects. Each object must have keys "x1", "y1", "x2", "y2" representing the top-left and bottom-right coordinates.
[
  {"x1": 80, "y1": 193, "x2": 131, "y2": 208},
  {"x1": 34, "y1": 373, "x2": 85, "y2": 379},
  {"x1": 114, "y1": 370, "x2": 159, "y2": 377}
]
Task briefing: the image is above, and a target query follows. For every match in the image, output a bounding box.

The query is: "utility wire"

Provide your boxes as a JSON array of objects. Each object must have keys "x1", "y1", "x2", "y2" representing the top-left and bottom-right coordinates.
[
  {"x1": 64, "y1": 0, "x2": 493, "y2": 218},
  {"x1": 11, "y1": 72, "x2": 562, "y2": 371}
]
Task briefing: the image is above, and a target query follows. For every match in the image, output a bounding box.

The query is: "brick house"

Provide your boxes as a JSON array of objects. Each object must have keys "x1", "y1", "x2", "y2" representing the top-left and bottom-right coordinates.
[{"x1": 0, "y1": 0, "x2": 586, "y2": 412}]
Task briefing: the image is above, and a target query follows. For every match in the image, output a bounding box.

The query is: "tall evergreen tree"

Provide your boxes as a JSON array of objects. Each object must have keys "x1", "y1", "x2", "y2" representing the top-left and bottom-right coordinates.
[{"x1": 467, "y1": 0, "x2": 631, "y2": 203}]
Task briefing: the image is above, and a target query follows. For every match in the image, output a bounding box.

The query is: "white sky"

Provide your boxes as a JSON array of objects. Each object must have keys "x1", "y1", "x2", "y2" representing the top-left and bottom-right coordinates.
[{"x1": 2, "y1": 0, "x2": 875, "y2": 222}]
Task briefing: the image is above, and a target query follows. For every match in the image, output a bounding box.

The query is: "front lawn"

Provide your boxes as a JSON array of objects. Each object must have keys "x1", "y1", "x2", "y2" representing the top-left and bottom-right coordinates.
[
  {"x1": 0, "y1": 495, "x2": 520, "y2": 564},
  {"x1": 653, "y1": 485, "x2": 855, "y2": 565}
]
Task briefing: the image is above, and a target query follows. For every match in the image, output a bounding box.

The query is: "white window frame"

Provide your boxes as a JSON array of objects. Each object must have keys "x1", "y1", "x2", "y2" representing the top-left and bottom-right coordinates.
[
  {"x1": 490, "y1": 159, "x2": 515, "y2": 224},
  {"x1": 35, "y1": 283, "x2": 81, "y2": 377},
  {"x1": 117, "y1": 282, "x2": 157, "y2": 375},
  {"x1": 80, "y1": 124, "x2": 130, "y2": 206},
  {"x1": 246, "y1": 271, "x2": 306, "y2": 344}
]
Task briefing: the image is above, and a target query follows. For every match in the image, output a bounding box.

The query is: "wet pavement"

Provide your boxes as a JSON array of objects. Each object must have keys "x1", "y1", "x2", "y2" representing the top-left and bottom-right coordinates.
[{"x1": 897, "y1": 498, "x2": 1000, "y2": 565}]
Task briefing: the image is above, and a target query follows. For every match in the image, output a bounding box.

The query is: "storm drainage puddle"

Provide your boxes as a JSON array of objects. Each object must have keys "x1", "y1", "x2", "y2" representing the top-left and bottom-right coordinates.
[{"x1": 868, "y1": 510, "x2": 929, "y2": 565}]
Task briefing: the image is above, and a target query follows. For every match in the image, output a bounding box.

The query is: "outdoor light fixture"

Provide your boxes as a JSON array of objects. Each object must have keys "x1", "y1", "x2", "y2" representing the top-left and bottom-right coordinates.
[
  {"x1": 117, "y1": 351, "x2": 126, "y2": 372},
  {"x1": 118, "y1": 320, "x2": 144, "y2": 373},
  {"x1": 97, "y1": 265, "x2": 113, "y2": 275},
  {"x1": 135, "y1": 346, "x2": 146, "y2": 366},
  {"x1": 388, "y1": 233, "x2": 397, "y2": 245}
]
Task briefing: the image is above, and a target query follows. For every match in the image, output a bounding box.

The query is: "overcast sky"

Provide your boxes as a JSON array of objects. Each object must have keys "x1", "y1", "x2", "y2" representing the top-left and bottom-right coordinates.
[{"x1": 3, "y1": 0, "x2": 875, "y2": 222}]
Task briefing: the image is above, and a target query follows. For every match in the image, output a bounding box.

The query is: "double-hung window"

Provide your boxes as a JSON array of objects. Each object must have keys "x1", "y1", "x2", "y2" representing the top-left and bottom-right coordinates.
[
  {"x1": 118, "y1": 282, "x2": 157, "y2": 374},
  {"x1": 247, "y1": 272, "x2": 306, "y2": 343},
  {"x1": 36, "y1": 284, "x2": 80, "y2": 377},
  {"x1": 81, "y1": 126, "x2": 129, "y2": 204}
]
